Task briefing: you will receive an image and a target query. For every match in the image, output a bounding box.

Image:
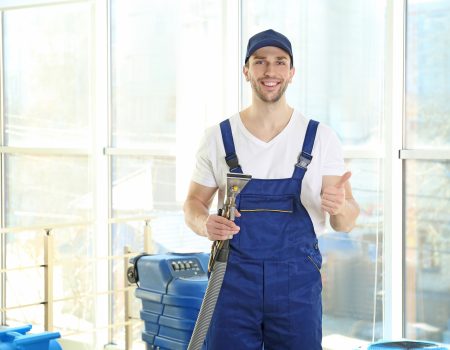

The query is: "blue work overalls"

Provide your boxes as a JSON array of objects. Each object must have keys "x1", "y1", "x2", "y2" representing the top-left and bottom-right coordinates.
[{"x1": 205, "y1": 119, "x2": 323, "y2": 350}]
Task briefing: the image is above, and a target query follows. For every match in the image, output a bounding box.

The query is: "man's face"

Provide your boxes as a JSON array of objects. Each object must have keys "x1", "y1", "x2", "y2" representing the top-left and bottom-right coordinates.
[{"x1": 243, "y1": 46, "x2": 295, "y2": 103}]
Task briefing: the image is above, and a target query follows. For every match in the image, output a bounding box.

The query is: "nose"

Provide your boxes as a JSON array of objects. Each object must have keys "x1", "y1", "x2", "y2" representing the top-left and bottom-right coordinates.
[{"x1": 263, "y1": 62, "x2": 275, "y2": 76}]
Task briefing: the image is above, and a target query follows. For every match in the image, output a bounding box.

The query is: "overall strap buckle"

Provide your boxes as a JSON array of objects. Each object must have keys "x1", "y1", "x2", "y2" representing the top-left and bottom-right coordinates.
[
  {"x1": 295, "y1": 151, "x2": 312, "y2": 169},
  {"x1": 225, "y1": 154, "x2": 241, "y2": 172}
]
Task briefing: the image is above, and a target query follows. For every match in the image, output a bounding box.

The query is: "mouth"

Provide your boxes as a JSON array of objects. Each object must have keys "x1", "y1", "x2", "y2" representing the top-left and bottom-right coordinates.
[{"x1": 260, "y1": 80, "x2": 280, "y2": 89}]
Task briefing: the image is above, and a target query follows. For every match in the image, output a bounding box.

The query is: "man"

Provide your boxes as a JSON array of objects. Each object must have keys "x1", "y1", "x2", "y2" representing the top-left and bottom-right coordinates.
[{"x1": 184, "y1": 29, "x2": 360, "y2": 350}]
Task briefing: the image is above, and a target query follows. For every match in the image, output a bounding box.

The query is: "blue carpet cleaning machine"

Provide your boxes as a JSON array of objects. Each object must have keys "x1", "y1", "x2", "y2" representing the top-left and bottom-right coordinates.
[
  {"x1": 129, "y1": 252, "x2": 209, "y2": 349},
  {"x1": 130, "y1": 173, "x2": 251, "y2": 350},
  {"x1": 359, "y1": 340, "x2": 449, "y2": 350},
  {"x1": 0, "y1": 325, "x2": 61, "y2": 350}
]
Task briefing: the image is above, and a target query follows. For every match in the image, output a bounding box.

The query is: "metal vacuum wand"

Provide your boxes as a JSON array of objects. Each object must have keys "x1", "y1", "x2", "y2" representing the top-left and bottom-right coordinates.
[
  {"x1": 220, "y1": 173, "x2": 251, "y2": 236},
  {"x1": 208, "y1": 173, "x2": 252, "y2": 272}
]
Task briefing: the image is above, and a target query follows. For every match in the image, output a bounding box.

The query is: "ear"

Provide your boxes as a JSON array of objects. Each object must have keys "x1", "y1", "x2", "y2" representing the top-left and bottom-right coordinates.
[
  {"x1": 243, "y1": 66, "x2": 249, "y2": 81},
  {"x1": 289, "y1": 66, "x2": 295, "y2": 83}
]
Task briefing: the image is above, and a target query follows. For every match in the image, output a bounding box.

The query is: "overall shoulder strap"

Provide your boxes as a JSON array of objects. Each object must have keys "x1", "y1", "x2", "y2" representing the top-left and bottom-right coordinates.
[
  {"x1": 292, "y1": 119, "x2": 319, "y2": 180},
  {"x1": 219, "y1": 119, "x2": 243, "y2": 173}
]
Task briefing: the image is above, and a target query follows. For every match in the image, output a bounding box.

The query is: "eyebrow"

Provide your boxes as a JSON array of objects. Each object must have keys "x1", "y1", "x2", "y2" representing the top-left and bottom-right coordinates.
[{"x1": 253, "y1": 55, "x2": 288, "y2": 60}]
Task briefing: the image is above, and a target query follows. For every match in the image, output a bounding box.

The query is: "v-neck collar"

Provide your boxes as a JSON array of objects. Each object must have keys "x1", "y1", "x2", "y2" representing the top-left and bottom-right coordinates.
[{"x1": 237, "y1": 110, "x2": 295, "y2": 148}]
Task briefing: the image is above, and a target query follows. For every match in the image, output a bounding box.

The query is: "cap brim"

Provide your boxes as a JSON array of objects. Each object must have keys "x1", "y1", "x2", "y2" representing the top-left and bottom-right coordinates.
[{"x1": 245, "y1": 39, "x2": 293, "y2": 63}]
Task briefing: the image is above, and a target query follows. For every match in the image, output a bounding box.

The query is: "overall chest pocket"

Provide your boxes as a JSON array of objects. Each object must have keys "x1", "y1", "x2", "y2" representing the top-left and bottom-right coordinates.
[
  {"x1": 238, "y1": 195, "x2": 294, "y2": 213},
  {"x1": 235, "y1": 195, "x2": 296, "y2": 255}
]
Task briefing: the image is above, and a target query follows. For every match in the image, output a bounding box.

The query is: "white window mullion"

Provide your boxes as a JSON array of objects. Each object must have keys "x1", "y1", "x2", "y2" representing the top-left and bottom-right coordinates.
[
  {"x1": 0, "y1": 10, "x2": 6, "y2": 326},
  {"x1": 383, "y1": 0, "x2": 406, "y2": 340},
  {"x1": 93, "y1": 0, "x2": 110, "y2": 347}
]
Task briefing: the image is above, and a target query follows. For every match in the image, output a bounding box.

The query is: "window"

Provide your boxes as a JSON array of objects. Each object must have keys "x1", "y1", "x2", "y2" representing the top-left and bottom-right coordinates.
[
  {"x1": 1, "y1": 0, "x2": 96, "y2": 344},
  {"x1": 405, "y1": 0, "x2": 450, "y2": 344},
  {"x1": 4, "y1": 3, "x2": 91, "y2": 148},
  {"x1": 2, "y1": 0, "x2": 448, "y2": 349}
]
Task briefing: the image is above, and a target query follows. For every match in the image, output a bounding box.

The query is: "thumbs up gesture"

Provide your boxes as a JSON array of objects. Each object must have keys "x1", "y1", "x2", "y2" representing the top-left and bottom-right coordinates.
[{"x1": 321, "y1": 171, "x2": 352, "y2": 216}]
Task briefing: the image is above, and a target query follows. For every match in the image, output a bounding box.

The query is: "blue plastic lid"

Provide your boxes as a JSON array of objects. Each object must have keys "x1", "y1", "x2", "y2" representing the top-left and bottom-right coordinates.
[
  {"x1": 154, "y1": 335, "x2": 187, "y2": 350},
  {"x1": 163, "y1": 304, "x2": 200, "y2": 320},
  {"x1": 140, "y1": 310, "x2": 160, "y2": 323},
  {"x1": 135, "y1": 288, "x2": 163, "y2": 303},
  {"x1": 368, "y1": 340, "x2": 448, "y2": 349},
  {"x1": 167, "y1": 275, "x2": 208, "y2": 297},
  {"x1": 162, "y1": 294, "x2": 203, "y2": 309},
  {"x1": 140, "y1": 310, "x2": 160, "y2": 335},
  {"x1": 141, "y1": 331, "x2": 155, "y2": 344},
  {"x1": 158, "y1": 325, "x2": 192, "y2": 342},
  {"x1": 158, "y1": 315, "x2": 195, "y2": 332},
  {"x1": 141, "y1": 299, "x2": 164, "y2": 314}
]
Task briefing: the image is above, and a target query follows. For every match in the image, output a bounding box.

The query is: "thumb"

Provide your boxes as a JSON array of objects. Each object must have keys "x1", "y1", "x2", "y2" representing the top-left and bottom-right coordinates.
[{"x1": 335, "y1": 171, "x2": 352, "y2": 188}]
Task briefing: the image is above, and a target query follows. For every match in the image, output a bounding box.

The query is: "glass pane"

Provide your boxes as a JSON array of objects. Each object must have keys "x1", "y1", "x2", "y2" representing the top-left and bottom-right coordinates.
[
  {"x1": 406, "y1": 1, "x2": 450, "y2": 148},
  {"x1": 321, "y1": 159, "x2": 384, "y2": 345},
  {"x1": 112, "y1": 213, "x2": 210, "y2": 255},
  {"x1": 6, "y1": 231, "x2": 44, "y2": 268},
  {"x1": 3, "y1": 3, "x2": 92, "y2": 147},
  {"x1": 53, "y1": 226, "x2": 94, "y2": 265},
  {"x1": 53, "y1": 261, "x2": 95, "y2": 301},
  {"x1": 405, "y1": 160, "x2": 450, "y2": 344},
  {"x1": 6, "y1": 267, "x2": 44, "y2": 307},
  {"x1": 110, "y1": 0, "x2": 231, "y2": 148},
  {"x1": 112, "y1": 222, "x2": 144, "y2": 256},
  {"x1": 112, "y1": 155, "x2": 182, "y2": 215},
  {"x1": 51, "y1": 227, "x2": 95, "y2": 301},
  {"x1": 6, "y1": 304, "x2": 45, "y2": 332},
  {"x1": 5, "y1": 155, "x2": 91, "y2": 227},
  {"x1": 111, "y1": 154, "x2": 209, "y2": 252},
  {"x1": 151, "y1": 212, "x2": 210, "y2": 253},
  {"x1": 111, "y1": 156, "x2": 159, "y2": 217},
  {"x1": 53, "y1": 295, "x2": 111, "y2": 348},
  {"x1": 54, "y1": 297, "x2": 97, "y2": 334},
  {"x1": 242, "y1": 0, "x2": 386, "y2": 147}
]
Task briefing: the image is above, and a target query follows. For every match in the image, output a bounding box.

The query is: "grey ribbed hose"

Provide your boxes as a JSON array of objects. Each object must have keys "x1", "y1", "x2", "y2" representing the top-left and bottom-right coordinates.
[{"x1": 187, "y1": 261, "x2": 227, "y2": 350}]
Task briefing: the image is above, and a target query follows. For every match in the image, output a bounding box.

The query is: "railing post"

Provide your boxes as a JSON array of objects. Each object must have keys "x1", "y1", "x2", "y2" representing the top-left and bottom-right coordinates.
[
  {"x1": 43, "y1": 228, "x2": 54, "y2": 331},
  {"x1": 124, "y1": 245, "x2": 133, "y2": 350},
  {"x1": 144, "y1": 219, "x2": 153, "y2": 254}
]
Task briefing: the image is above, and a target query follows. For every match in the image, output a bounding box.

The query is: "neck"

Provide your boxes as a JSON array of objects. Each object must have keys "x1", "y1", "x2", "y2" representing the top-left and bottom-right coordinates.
[
  {"x1": 244, "y1": 96, "x2": 293, "y2": 125},
  {"x1": 239, "y1": 98, "x2": 294, "y2": 143}
]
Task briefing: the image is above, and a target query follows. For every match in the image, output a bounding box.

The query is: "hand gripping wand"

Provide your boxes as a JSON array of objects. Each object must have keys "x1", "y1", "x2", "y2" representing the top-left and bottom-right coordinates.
[{"x1": 188, "y1": 173, "x2": 251, "y2": 350}]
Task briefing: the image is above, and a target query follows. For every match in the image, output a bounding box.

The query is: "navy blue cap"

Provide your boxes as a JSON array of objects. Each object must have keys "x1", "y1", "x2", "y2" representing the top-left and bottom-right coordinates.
[{"x1": 245, "y1": 29, "x2": 293, "y2": 66}]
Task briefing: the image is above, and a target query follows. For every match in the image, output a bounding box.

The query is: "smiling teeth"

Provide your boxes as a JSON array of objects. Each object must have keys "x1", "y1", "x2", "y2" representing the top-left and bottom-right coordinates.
[{"x1": 263, "y1": 82, "x2": 277, "y2": 86}]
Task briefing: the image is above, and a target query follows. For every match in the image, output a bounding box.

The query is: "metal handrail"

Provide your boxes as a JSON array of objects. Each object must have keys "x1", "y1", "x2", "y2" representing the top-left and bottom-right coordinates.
[{"x1": 1, "y1": 217, "x2": 154, "y2": 349}]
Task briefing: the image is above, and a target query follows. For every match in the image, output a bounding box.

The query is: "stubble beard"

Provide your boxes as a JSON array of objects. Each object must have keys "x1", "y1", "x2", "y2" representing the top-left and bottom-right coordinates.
[{"x1": 250, "y1": 77, "x2": 289, "y2": 103}]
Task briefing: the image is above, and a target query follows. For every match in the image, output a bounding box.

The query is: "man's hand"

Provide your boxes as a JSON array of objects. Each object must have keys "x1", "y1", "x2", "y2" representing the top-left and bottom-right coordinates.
[
  {"x1": 321, "y1": 172, "x2": 352, "y2": 216},
  {"x1": 203, "y1": 210, "x2": 241, "y2": 241}
]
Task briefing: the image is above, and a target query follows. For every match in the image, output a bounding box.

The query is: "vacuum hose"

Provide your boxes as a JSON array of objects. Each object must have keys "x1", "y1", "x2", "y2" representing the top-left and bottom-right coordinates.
[
  {"x1": 187, "y1": 255, "x2": 227, "y2": 350},
  {"x1": 188, "y1": 173, "x2": 251, "y2": 350}
]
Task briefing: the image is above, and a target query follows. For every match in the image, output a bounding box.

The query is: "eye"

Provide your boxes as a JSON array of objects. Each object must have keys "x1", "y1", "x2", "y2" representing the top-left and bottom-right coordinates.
[
  {"x1": 277, "y1": 61, "x2": 286, "y2": 65},
  {"x1": 254, "y1": 60, "x2": 264, "y2": 65}
]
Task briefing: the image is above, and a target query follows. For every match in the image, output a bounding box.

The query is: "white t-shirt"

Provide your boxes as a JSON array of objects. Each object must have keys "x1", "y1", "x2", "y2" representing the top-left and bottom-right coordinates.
[{"x1": 191, "y1": 110, "x2": 346, "y2": 234}]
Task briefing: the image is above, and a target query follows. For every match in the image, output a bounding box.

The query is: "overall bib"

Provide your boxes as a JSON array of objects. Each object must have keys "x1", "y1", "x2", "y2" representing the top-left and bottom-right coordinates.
[{"x1": 205, "y1": 119, "x2": 323, "y2": 350}]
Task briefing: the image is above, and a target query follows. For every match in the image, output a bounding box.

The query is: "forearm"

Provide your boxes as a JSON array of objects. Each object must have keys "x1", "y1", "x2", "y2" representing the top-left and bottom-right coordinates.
[
  {"x1": 183, "y1": 198, "x2": 210, "y2": 237},
  {"x1": 329, "y1": 198, "x2": 360, "y2": 232}
]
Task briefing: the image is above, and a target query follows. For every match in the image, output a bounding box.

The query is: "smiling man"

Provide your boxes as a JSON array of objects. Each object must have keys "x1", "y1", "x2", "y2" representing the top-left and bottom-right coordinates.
[{"x1": 184, "y1": 29, "x2": 360, "y2": 349}]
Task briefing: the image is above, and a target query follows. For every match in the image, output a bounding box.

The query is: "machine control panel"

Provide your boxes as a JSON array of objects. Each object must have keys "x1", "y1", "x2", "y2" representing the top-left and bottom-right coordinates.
[{"x1": 168, "y1": 258, "x2": 206, "y2": 277}]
